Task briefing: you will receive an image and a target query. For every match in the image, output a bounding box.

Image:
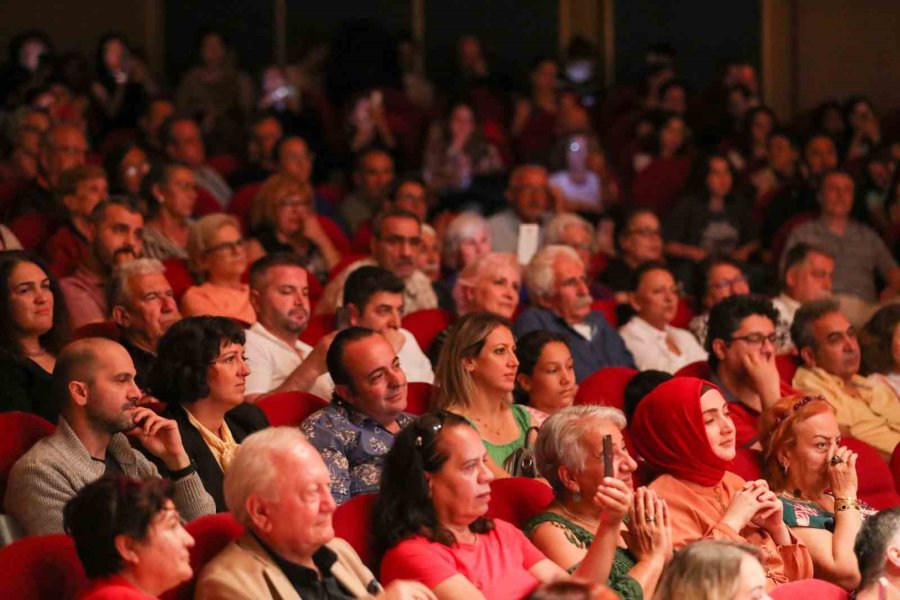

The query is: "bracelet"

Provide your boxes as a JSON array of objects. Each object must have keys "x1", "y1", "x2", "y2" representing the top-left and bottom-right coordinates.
[
  {"x1": 834, "y1": 496, "x2": 860, "y2": 512},
  {"x1": 169, "y1": 462, "x2": 197, "y2": 481}
]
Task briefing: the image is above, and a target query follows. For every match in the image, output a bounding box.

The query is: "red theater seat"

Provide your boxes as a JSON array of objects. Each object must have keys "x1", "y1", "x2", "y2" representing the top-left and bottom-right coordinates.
[
  {"x1": 0, "y1": 534, "x2": 86, "y2": 600},
  {"x1": 486, "y1": 477, "x2": 554, "y2": 528},
  {"x1": 73, "y1": 321, "x2": 121, "y2": 341},
  {"x1": 0, "y1": 412, "x2": 55, "y2": 500},
  {"x1": 769, "y1": 579, "x2": 848, "y2": 600},
  {"x1": 402, "y1": 309, "x2": 454, "y2": 353},
  {"x1": 333, "y1": 493, "x2": 378, "y2": 570},
  {"x1": 299, "y1": 313, "x2": 336, "y2": 346},
  {"x1": 405, "y1": 382, "x2": 434, "y2": 416},
  {"x1": 729, "y1": 447, "x2": 764, "y2": 482},
  {"x1": 574, "y1": 367, "x2": 638, "y2": 411},
  {"x1": 843, "y1": 436, "x2": 900, "y2": 509},
  {"x1": 161, "y1": 513, "x2": 244, "y2": 600},
  {"x1": 590, "y1": 298, "x2": 618, "y2": 327},
  {"x1": 258, "y1": 391, "x2": 328, "y2": 427}
]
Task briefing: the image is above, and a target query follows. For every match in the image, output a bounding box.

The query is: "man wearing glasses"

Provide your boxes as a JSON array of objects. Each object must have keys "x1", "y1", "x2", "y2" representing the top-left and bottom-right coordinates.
[
  {"x1": 689, "y1": 256, "x2": 751, "y2": 347},
  {"x1": 791, "y1": 298, "x2": 900, "y2": 458},
  {"x1": 706, "y1": 294, "x2": 788, "y2": 448},
  {"x1": 488, "y1": 164, "x2": 555, "y2": 254}
]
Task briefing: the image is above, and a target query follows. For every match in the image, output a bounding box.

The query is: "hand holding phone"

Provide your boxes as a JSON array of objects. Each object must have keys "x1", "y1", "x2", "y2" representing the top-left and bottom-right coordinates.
[{"x1": 603, "y1": 434, "x2": 614, "y2": 478}]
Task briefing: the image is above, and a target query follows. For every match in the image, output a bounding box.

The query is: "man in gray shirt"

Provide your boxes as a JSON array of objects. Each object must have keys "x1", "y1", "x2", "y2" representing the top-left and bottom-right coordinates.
[{"x1": 488, "y1": 164, "x2": 555, "y2": 254}]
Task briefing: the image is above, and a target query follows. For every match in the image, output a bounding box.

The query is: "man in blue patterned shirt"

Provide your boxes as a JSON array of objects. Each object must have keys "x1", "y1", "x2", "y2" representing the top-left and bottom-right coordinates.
[{"x1": 301, "y1": 327, "x2": 415, "y2": 504}]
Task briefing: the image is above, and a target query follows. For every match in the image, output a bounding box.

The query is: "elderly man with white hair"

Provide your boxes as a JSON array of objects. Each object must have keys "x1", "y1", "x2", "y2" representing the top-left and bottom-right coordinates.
[
  {"x1": 515, "y1": 245, "x2": 634, "y2": 382},
  {"x1": 195, "y1": 427, "x2": 435, "y2": 600}
]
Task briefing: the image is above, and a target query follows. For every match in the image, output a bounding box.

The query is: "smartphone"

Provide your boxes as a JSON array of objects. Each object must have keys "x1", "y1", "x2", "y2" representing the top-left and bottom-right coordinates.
[{"x1": 603, "y1": 434, "x2": 613, "y2": 478}]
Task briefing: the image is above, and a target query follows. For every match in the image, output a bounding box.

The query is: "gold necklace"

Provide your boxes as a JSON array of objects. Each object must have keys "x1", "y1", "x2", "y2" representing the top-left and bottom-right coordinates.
[
  {"x1": 468, "y1": 412, "x2": 504, "y2": 437},
  {"x1": 559, "y1": 504, "x2": 600, "y2": 531}
]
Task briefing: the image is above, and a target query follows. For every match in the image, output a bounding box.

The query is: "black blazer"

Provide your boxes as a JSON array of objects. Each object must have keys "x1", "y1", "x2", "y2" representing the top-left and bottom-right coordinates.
[{"x1": 157, "y1": 403, "x2": 269, "y2": 512}]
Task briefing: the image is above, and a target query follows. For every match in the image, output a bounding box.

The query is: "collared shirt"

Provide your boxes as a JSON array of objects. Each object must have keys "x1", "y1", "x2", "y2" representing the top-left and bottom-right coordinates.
[
  {"x1": 619, "y1": 316, "x2": 708, "y2": 374},
  {"x1": 60, "y1": 265, "x2": 107, "y2": 329},
  {"x1": 793, "y1": 366, "x2": 900, "y2": 457},
  {"x1": 244, "y1": 322, "x2": 313, "y2": 396},
  {"x1": 252, "y1": 533, "x2": 355, "y2": 600},
  {"x1": 514, "y1": 306, "x2": 635, "y2": 383},
  {"x1": 301, "y1": 399, "x2": 415, "y2": 504},
  {"x1": 771, "y1": 293, "x2": 801, "y2": 352},
  {"x1": 783, "y1": 218, "x2": 897, "y2": 302}
]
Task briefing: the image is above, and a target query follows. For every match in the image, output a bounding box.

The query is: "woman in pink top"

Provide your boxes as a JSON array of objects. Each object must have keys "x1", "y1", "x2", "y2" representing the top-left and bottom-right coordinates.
[
  {"x1": 375, "y1": 411, "x2": 633, "y2": 600},
  {"x1": 181, "y1": 213, "x2": 256, "y2": 325}
]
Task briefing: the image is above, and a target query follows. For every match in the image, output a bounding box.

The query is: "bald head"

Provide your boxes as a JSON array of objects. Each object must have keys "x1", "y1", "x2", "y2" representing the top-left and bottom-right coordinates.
[{"x1": 54, "y1": 338, "x2": 136, "y2": 415}]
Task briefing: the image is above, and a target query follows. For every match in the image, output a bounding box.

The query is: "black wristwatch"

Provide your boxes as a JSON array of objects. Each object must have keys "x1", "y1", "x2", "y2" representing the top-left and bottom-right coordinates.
[{"x1": 169, "y1": 462, "x2": 197, "y2": 480}]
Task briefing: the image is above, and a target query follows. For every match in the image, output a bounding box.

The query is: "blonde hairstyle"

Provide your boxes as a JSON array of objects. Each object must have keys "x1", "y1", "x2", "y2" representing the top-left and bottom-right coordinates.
[
  {"x1": 441, "y1": 211, "x2": 490, "y2": 270},
  {"x1": 453, "y1": 252, "x2": 521, "y2": 316},
  {"x1": 187, "y1": 213, "x2": 241, "y2": 273},
  {"x1": 653, "y1": 540, "x2": 764, "y2": 600},
  {"x1": 525, "y1": 244, "x2": 583, "y2": 301},
  {"x1": 544, "y1": 213, "x2": 595, "y2": 249},
  {"x1": 433, "y1": 311, "x2": 514, "y2": 410},
  {"x1": 759, "y1": 394, "x2": 835, "y2": 491},
  {"x1": 249, "y1": 172, "x2": 313, "y2": 230}
]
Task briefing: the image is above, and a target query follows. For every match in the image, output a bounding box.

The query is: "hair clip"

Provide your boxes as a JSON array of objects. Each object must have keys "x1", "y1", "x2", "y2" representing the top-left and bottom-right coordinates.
[{"x1": 414, "y1": 435, "x2": 424, "y2": 448}]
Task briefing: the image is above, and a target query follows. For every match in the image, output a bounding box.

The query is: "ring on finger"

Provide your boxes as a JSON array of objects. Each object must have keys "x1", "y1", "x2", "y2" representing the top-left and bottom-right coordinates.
[
  {"x1": 645, "y1": 514, "x2": 656, "y2": 523},
  {"x1": 830, "y1": 455, "x2": 844, "y2": 466}
]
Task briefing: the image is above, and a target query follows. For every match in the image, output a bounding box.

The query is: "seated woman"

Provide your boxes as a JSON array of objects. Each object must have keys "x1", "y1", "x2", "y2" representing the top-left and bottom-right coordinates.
[
  {"x1": 630, "y1": 112, "x2": 694, "y2": 217},
  {"x1": 141, "y1": 162, "x2": 196, "y2": 262},
  {"x1": 549, "y1": 131, "x2": 604, "y2": 215},
  {"x1": 759, "y1": 395, "x2": 869, "y2": 590},
  {"x1": 618, "y1": 262, "x2": 706, "y2": 374},
  {"x1": 859, "y1": 303, "x2": 900, "y2": 398},
  {"x1": 245, "y1": 172, "x2": 341, "y2": 283},
  {"x1": 374, "y1": 411, "x2": 627, "y2": 599},
  {"x1": 146, "y1": 316, "x2": 268, "y2": 511},
  {"x1": 181, "y1": 213, "x2": 256, "y2": 324},
  {"x1": 630, "y1": 376, "x2": 813, "y2": 589},
  {"x1": 433, "y1": 311, "x2": 540, "y2": 477},
  {"x1": 526, "y1": 405, "x2": 671, "y2": 598},
  {"x1": 0, "y1": 251, "x2": 70, "y2": 421},
  {"x1": 441, "y1": 212, "x2": 492, "y2": 281},
  {"x1": 514, "y1": 331, "x2": 578, "y2": 420},
  {"x1": 599, "y1": 208, "x2": 664, "y2": 301},
  {"x1": 63, "y1": 476, "x2": 195, "y2": 599},
  {"x1": 653, "y1": 540, "x2": 769, "y2": 600}
]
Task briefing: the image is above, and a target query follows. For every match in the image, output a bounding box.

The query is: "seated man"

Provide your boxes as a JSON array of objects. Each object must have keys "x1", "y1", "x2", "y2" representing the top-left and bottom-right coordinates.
[
  {"x1": 42, "y1": 164, "x2": 108, "y2": 277},
  {"x1": 195, "y1": 427, "x2": 430, "y2": 599},
  {"x1": 772, "y1": 243, "x2": 834, "y2": 351},
  {"x1": 516, "y1": 245, "x2": 634, "y2": 382},
  {"x1": 339, "y1": 147, "x2": 395, "y2": 234},
  {"x1": 791, "y1": 297, "x2": 900, "y2": 458},
  {"x1": 60, "y1": 197, "x2": 144, "y2": 329},
  {"x1": 316, "y1": 208, "x2": 446, "y2": 315},
  {"x1": 107, "y1": 258, "x2": 182, "y2": 390},
  {"x1": 783, "y1": 169, "x2": 900, "y2": 326},
  {"x1": 243, "y1": 253, "x2": 335, "y2": 402},
  {"x1": 854, "y1": 507, "x2": 900, "y2": 600},
  {"x1": 301, "y1": 327, "x2": 414, "y2": 504},
  {"x1": 488, "y1": 164, "x2": 554, "y2": 254},
  {"x1": 688, "y1": 256, "x2": 751, "y2": 347},
  {"x1": 308, "y1": 265, "x2": 434, "y2": 400},
  {"x1": 706, "y1": 294, "x2": 788, "y2": 448},
  {"x1": 3, "y1": 337, "x2": 215, "y2": 535},
  {"x1": 162, "y1": 116, "x2": 233, "y2": 208}
]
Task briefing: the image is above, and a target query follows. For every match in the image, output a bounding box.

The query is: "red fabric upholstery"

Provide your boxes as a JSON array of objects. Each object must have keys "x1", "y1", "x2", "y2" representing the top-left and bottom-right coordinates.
[
  {"x1": 674, "y1": 360, "x2": 713, "y2": 379},
  {"x1": 890, "y1": 443, "x2": 900, "y2": 495},
  {"x1": 162, "y1": 258, "x2": 196, "y2": 303},
  {"x1": 318, "y1": 215, "x2": 352, "y2": 254},
  {"x1": 193, "y1": 186, "x2": 223, "y2": 217},
  {"x1": 257, "y1": 391, "x2": 328, "y2": 427},
  {"x1": 842, "y1": 437, "x2": 900, "y2": 509},
  {"x1": 0, "y1": 412, "x2": 55, "y2": 500},
  {"x1": 314, "y1": 183, "x2": 346, "y2": 205},
  {"x1": 328, "y1": 254, "x2": 369, "y2": 283},
  {"x1": 227, "y1": 182, "x2": 262, "y2": 232},
  {"x1": 671, "y1": 298, "x2": 696, "y2": 329},
  {"x1": 161, "y1": 513, "x2": 244, "y2": 600},
  {"x1": 729, "y1": 447, "x2": 764, "y2": 482},
  {"x1": 333, "y1": 493, "x2": 378, "y2": 570},
  {"x1": 630, "y1": 155, "x2": 693, "y2": 217},
  {"x1": 574, "y1": 367, "x2": 638, "y2": 411},
  {"x1": 73, "y1": 321, "x2": 121, "y2": 341},
  {"x1": 590, "y1": 298, "x2": 618, "y2": 327},
  {"x1": 775, "y1": 354, "x2": 801, "y2": 384},
  {"x1": 486, "y1": 478, "x2": 554, "y2": 528},
  {"x1": 769, "y1": 579, "x2": 849, "y2": 600},
  {"x1": 405, "y1": 382, "x2": 434, "y2": 416},
  {"x1": 206, "y1": 154, "x2": 244, "y2": 180},
  {"x1": 401, "y1": 309, "x2": 454, "y2": 353},
  {"x1": 350, "y1": 220, "x2": 373, "y2": 254},
  {"x1": 8, "y1": 213, "x2": 56, "y2": 251},
  {"x1": 0, "y1": 534, "x2": 86, "y2": 600},
  {"x1": 299, "y1": 313, "x2": 336, "y2": 346}
]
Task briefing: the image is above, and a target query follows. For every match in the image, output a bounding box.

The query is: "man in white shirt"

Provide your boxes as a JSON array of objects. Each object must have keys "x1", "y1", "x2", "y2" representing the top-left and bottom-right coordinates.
[
  {"x1": 619, "y1": 262, "x2": 706, "y2": 373},
  {"x1": 772, "y1": 243, "x2": 834, "y2": 351},
  {"x1": 308, "y1": 265, "x2": 434, "y2": 400},
  {"x1": 243, "y1": 254, "x2": 335, "y2": 402}
]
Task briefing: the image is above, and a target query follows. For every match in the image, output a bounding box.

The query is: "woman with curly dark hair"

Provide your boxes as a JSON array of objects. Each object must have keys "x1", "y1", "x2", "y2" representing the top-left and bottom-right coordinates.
[
  {"x1": 0, "y1": 250, "x2": 70, "y2": 421},
  {"x1": 859, "y1": 303, "x2": 900, "y2": 398},
  {"x1": 146, "y1": 315, "x2": 267, "y2": 511},
  {"x1": 374, "y1": 410, "x2": 625, "y2": 599}
]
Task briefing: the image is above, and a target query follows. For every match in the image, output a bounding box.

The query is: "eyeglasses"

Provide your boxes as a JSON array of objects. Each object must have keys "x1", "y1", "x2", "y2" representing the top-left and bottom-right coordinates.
[
  {"x1": 204, "y1": 238, "x2": 245, "y2": 256},
  {"x1": 379, "y1": 235, "x2": 422, "y2": 248},
  {"x1": 728, "y1": 332, "x2": 779, "y2": 347},
  {"x1": 709, "y1": 275, "x2": 748, "y2": 291},
  {"x1": 123, "y1": 162, "x2": 151, "y2": 178}
]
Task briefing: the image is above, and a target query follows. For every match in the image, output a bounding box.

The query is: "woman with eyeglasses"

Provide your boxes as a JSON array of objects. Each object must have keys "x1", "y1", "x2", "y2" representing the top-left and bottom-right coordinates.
[
  {"x1": 141, "y1": 162, "x2": 197, "y2": 262},
  {"x1": 181, "y1": 213, "x2": 256, "y2": 324},
  {"x1": 619, "y1": 262, "x2": 706, "y2": 374},
  {"x1": 374, "y1": 411, "x2": 623, "y2": 599},
  {"x1": 630, "y1": 377, "x2": 813, "y2": 591},
  {"x1": 146, "y1": 316, "x2": 267, "y2": 511},
  {"x1": 759, "y1": 395, "x2": 871, "y2": 590},
  {"x1": 688, "y1": 256, "x2": 751, "y2": 348},
  {"x1": 245, "y1": 172, "x2": 341, "y2": 283}
]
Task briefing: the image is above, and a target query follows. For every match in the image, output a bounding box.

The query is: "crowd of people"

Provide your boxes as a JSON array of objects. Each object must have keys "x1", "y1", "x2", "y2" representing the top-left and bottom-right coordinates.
[{"x1": 3, "y1": 24, "x2": 900, "y2": 600}]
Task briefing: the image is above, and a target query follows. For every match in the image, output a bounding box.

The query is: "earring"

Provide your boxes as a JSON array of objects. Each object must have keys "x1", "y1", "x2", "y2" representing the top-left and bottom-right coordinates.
[
  {"x1": 781, "y1": 462, "x2": 789, "y2": 475},
  {"x1": 572, "y1": 489, "x2": 581, "y2": 503}
]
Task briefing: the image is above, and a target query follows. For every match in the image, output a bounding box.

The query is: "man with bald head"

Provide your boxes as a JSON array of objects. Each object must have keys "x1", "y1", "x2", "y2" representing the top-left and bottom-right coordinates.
[
  {"x1": 488, "y1": 164, "x2": 556, "y2": 254},
  {"x1": 196, "y1": 427, "x2": 432, "y2": 599},
  {"x1": 3, "y1": 338, "x2": 214, "y2": 535}
]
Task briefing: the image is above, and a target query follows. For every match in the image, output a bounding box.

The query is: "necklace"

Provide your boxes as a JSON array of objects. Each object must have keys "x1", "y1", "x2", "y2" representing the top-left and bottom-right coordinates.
[
  {"x1": 468, "y1": 412, "x2": 505, "y2": 437},
  {"x1": 559, "y1": 504, "x2": 600, "y2": 531}
]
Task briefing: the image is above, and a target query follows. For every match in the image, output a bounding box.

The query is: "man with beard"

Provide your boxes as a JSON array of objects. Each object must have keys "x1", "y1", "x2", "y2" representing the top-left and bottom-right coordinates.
[
  {"x1": 792, "y1": 297, "x2": 900, "y2": 458},
  {"x1": 3, "y1": 338, "x2": 215, "y2": 535},
  {"x1": 516, "y1": 245, "x2": 634, "y2": 383},
  {"x1": 107, "y1": 258, "x2": 182, "y2": 389},
  {"x1": 61, "y1": 197, "x2": 144, "y2": 329},
  {"x1": 488, "y1": 164, "x2": 555, "y2": 254},
  {"x1": 243, "y1": 253, "x2": 336, "y2": 402}
]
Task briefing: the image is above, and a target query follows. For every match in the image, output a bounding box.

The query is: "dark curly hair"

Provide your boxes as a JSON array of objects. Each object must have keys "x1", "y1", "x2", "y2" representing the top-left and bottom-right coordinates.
[
  {"x1": 147, "y1": 315, "x2": 245, "y2": 405},
  {"x1": 372, "y1": 411, "x2": 494, "y2": 566},
  {"x1": 859, "y1": 304, "x2": 900, "y2": 376}
]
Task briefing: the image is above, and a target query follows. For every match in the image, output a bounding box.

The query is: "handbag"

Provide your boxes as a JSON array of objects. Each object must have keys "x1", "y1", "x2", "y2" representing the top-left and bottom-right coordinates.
[{"x1": 503, "y1": 426, "x2": 541, "y2": 478}]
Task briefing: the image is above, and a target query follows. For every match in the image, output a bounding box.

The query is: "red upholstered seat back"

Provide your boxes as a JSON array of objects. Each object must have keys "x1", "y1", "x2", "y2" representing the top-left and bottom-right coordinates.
[
  {"x1": 843, "y1": 437, "x2": 900, "y2": 509},
  {"x1": 161, "y1": 513, "x2": 245, "y2": 600},
  {"x1": 0, "y1": 534, "x2": 86, "y2": 600},
  {"x1": 0, "y1": 412, "x2": 55, "y2": 500},
  {"x1": 729, "y1": 447, "x2": 764, "y2": 482},
  {"x1": 299, "y1": 313, "x2": 336, "y2": 346},
  {"x1": 333, "y1": 493, "x2": 378, "y2": 570},
  {"x1": 769, "y1": 578, "x2": 849, "y2": 600},
  {"x1": 486, "y1": 478, "x2": 554, "y2": 528},
  {"x1": 401, "y1": 308, "x2": 454, "y2": 353},
  {"x1": 405, "y1": 382, "x2": 434, "y2": 416},
  {"x1": 574, "y1": 367, "x2": 638, "y2": 411},
  {"x1": 257, "y1": 391, "x2": 329, "y2": 427},
  {"x1": 674, "y1": 360, "x2": 713, "y2": 379},
  {"x1": 590, "y1": 298, "x2": 618, "y2": 327},
  {"x1": 73, "y1": 321, "x2": 121, "y2": 341}
]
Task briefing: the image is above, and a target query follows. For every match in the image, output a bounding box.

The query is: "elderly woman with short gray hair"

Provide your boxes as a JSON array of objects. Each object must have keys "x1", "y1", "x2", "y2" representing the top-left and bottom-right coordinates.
[
  {"x1": 441, "y1": 211, "x2": 492, "y2": 274},
  {"x1": 525, "y1": 405, "x2": 672, "y2": 599}
]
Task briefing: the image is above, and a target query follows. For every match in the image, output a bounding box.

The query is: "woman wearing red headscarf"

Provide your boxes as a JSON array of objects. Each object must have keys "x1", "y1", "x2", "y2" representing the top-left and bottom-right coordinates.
[{"x1": 630, "y1": 377, "x2": 813, "y2": 590}]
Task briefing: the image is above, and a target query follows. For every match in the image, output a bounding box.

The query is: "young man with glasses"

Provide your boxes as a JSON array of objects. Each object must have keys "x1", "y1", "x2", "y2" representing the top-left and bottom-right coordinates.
[{"x1": 689, "y1": 256, "x2": 751, "y2": 347}]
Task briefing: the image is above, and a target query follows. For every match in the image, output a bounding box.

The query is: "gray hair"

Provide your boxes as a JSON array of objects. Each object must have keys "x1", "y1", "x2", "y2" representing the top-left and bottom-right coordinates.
[
  {"x1": 442, "y1": 211, "x2": 490, "y2": 270},
  {"x1": 453, "y1": 252, "x2": 521, "y2": 315},
  {"x1": 524, "y1": 245, "x2": 583, "y2": 301},
  {"x1": 106, "y1": 258, "x2": 166, "y2": 312},
  {"x1": 187, "y1": 213, "x2": 241, "y2": 272},
  {"x1": 223, "y1": 427, "x2": 315, "y2": 527},
  {"x1": 535, "y1": 405, "x2": 627, "y2": 497},
  {"x1": 791, "y1": 297, "x2": 842, "y2": 352},
  {"x1": 544, "y1": 213, "x2": 595, "y2": 249}
]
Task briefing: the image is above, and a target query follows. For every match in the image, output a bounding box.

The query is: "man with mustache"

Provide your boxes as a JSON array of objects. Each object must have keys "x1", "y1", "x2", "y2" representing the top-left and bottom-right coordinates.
[
  {"x1": 516, "y1": 245, "x2": 634, "y2": 383},
  {"x1": 61, "y1": 197, "x2": 144, "y2": 329},
  {"x1": 792, "y1": 297, "x2": 900, "y2": 458},
  {"x1": 3, "y1": 337, "x2": 215, "y2": 535}
]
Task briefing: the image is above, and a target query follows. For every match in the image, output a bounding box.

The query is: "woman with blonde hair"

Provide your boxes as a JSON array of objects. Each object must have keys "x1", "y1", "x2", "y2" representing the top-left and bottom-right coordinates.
[
  {"x1": 452, "y1": 252, "x2": 521, "y2": 319},
  {"x1": 246, "y1": 172, "x2": 341, "y2": 282},
  {"x1": 433, "y1": 311, "x2": 542, "y2": 476},
  {"x1": 653, "y1": 540, "x2": 770, "y2": 600}
]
